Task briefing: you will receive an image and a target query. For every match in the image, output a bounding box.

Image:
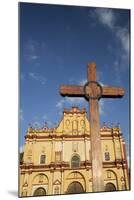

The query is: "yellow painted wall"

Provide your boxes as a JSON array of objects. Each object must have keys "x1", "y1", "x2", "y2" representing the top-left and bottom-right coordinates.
[{"x1": 20, "y1": 107, "x2": 129, "y2": 197}]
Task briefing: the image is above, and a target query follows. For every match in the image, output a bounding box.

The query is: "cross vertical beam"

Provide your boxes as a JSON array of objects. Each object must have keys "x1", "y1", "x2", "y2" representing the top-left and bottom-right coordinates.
[
  {"x1": 59, "y1": 61, "x2": 125, "y2": 192},
  {"x1": 88, "y1": 63, "x2": 104, "y2": 192}
]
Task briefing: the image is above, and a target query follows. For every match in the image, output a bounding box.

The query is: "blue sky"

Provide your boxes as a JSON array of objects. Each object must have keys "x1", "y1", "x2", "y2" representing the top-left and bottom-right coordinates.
[{"x1": 19, "y1": 3, "x2": 130, "y2": 156}]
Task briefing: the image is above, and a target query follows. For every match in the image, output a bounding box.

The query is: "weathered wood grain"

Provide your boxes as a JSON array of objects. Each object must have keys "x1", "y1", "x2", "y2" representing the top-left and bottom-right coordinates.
[
  {"x1": 59, "y1": 62, "x2": 125, "y2": 192},
  {"x1": 60, "y1": 85, "x2": 84, "y2": 96}
]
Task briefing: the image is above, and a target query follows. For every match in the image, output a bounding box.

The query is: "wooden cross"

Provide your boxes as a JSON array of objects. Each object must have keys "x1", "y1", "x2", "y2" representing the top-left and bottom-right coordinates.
[{"x1": 60, "y1": 62, "x2": 125, "y2": 192}]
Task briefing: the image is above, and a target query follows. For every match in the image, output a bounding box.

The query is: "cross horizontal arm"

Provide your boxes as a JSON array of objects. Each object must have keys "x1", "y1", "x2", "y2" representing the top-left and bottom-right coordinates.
[
  {"x1": 60, "y1": 85, "x2": 125, "y2": 98},
  {"x1": 60, "y1": 85, "x2": 84, "y2": 97},
  {"x1": 102, "y1": 86, "x2": 125, "y2": 98}
]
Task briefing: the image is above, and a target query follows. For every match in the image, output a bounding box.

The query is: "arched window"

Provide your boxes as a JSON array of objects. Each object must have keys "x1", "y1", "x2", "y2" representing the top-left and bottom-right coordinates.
[
  {"x1": 54, "y1": 186, "x2": 59, "y2": 194},
  {"x1": 105, "y1": 152, "x2": 110, "y2": 161},
  {"x1": 40, "y1": 155, "x2": 46, "y2": 164},
  {"x1": 71, "y1": 155, "x2": 80, "y2": 168}
]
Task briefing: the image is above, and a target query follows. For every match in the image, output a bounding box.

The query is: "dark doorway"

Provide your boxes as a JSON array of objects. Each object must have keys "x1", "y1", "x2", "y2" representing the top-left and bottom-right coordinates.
[
  {"x1": 105, "y1": 183, "x2": 116, "y2": 191},
  {"x1": 67, "y1": 182, "x2": 84, "y2": 194},
  {"x1": 33, "y1": 187, "x2": 46, "y2": 196}
]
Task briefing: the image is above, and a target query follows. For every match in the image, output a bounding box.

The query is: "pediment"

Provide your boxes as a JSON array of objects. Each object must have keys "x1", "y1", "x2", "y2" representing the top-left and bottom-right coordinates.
[{"x1": 53, "y1": 179, "x2": 61, "y2": 185}]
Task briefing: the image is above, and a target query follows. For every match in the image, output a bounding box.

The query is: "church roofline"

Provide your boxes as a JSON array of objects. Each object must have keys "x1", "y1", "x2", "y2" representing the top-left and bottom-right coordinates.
[
  {"x1": 26, "y1": 107, "x2": 122, "y2": 134},
  {"x1": 63, "y1": 106, "x2": 86, "y2": 114}
]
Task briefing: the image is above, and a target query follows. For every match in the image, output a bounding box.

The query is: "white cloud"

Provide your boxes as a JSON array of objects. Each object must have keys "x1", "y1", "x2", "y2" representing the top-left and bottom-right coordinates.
[
  {"x1": 92, "y1": 8, "x2": 129, "y2": 54},
  {"x1": 99, "y1": 99, "x2": 105, "y2": 115},
  {"x1": 92, "y1": 8, "x2": 130, "y2": 84},
  {"x1": 97, "y1": 70, "x2": 103, "y2": 81},
  {"x1": 95, "y1": 8, "x2": 115, "y2": 30},
  {"x1": 42, "y1": 115, "x2": 53, "y2": 127},
  {"x1": 25, "y1": 40, "x2": 36, "y2": 52},
  {"x1": 29, "y1": 55, "x2": 39, "y2": 60},
  {"x1": 42, "y1": 115, "x2": 48, "y2": 121},
  {"x1": 56, "y1": 97, "x2": 105, "y2": 117},
  {"x1": 56, "y1": 97, "x2": 86, "y2": 110},
  {"x1": 32, "y1": 121, "x2": 41, "y2": 128},
  {"x1": 47, "y1": 121, "x2": 53, "y2": 127},
  {"x1": 20, "y1": 145, "x2": 24, "y2": 153},
  {"x1": 68, "y1": 78, "x2": 87, "y2": 86},
  {"x1": 79, "y1": 79, "x2": 87, "y2": 86},
  {"x1": 56, "y1": 99, "x2": 66, "y2": 109},
  {"x1": 24, "y1": 40, "x2": 39, "y2": 61},
  {"x1": 116, "y1": 27, "x2": 129, "y2": 53},
  {"x1": 68, "y1": 77, "x2": 77, "y2": 84},
  {"x1": 63, "y1": 97, "x2": 85, "y2": 105},
  {"x1": 127, "y1": 155, "x2": 130, "y2": 168},
  {"x1": 99, "y1": 82, "x2": 106, "y2": 87},
  {"x1": 29, "y1": 72, "x2": 46, "y2": 85},
  {"x1": 20, "y1": 109, "x2": 24, "y2": 121}
]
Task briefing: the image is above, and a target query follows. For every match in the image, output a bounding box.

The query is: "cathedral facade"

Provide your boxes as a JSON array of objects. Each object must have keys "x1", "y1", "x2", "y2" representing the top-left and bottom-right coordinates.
[{"x1": 19, "y1": 107, "x2": 129, "y2": 197}]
